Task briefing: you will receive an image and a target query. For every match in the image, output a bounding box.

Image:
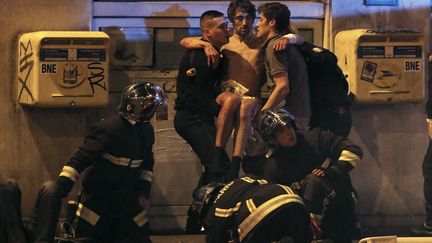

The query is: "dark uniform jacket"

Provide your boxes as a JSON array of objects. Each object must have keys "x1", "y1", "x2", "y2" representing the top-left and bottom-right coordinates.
[
  {"x1": 58, "y1": 114, "x2": 155, "y2": 198},
  {"x1": 175, "y1": 46, "x2": 223, "y2": 119},
  {"x1": 244, "y1": 128, "x2": 362, "y2": 186},
  {"x1": 204, "y1": 175, "x2": 308, "y2": 243}
]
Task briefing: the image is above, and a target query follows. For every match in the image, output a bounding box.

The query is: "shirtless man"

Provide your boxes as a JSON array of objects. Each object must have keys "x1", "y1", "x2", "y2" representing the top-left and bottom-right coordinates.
[{"x1": 181, "y1": 0, "x2": 303, "y2": 180}]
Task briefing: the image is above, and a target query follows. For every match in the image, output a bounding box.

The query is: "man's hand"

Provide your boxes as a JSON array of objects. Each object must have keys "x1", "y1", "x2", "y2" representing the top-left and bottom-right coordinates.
[
  {"x1": 138, "y1": 195, "x2": 150, "y2": 210},
  {"x1": 179, "y1": 37, "x2": 220, "y2": 68},
  {"x1": 312, "y1": 167, "x2": 339, "y2": 180},
  {"x1": 204, "y1": 43, "x2": 220, "y2": 69},
  {"x1": 272, "y1": 33, "x2": 305, "y2": 52},
  {"x1": 272, "y1": 38, "x2": 290, "y2": 52}
]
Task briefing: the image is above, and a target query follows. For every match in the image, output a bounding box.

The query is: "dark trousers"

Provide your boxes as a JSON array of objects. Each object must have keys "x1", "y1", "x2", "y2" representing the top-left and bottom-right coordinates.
[
  {"x1": 75, "y1": 192, "x2": 151, "y2": 243},
  {"x1": 300, "y1": 174, "x2": 357, "y2": 243},
  {"x1": 309, "y1": 105, "x2": 352, "y2": 137},
  {"x1": 423, "y1": 138, "x2": 432, "y2": 225},
  {"x1": 243, "y1": 204, "x2": 312, "y2": 243},
  {"x1": 174, "y1": 109, "x2": 217, "y2": 188},
  {"x1": 174, "y1": 109, "x2": 230, "y2": 232},
  {"x1": 0, "y1": 180, "x2": 61, "y2": 243}
]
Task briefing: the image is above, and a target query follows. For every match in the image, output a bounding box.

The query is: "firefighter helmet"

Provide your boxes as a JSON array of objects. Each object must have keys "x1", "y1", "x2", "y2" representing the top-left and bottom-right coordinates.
[
  {"x1": 257, "y1": 108, "x2": 297, "y2": 146},
  {"x1": 190, "y1": 182, "x2": 226, "y2": 222},
  {"x1": 118, "y1": 82, "x2": 166, "y2": 124}
]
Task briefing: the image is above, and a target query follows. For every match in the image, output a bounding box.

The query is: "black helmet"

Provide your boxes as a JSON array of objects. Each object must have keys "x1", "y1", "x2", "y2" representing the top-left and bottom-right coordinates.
[
  {"x1": 257, "y1": 108, "x2": 296, "y2": 146},
  {"x1": 190, "y1": 182, "x2": 226, "y2": 222},
  {"x1": 118, "y1": 82, "x2": 166, "y2": 124}
]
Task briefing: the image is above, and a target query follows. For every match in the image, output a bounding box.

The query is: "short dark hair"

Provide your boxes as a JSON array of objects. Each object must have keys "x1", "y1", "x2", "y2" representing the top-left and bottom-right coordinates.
[
  {"x1": 258, "y1": 2, "x2": 291, "y2": 34},
  {"x1": 227, "y1": 0, "x2": 256, "y2": 23},
  {"x1": 200, "y1": 10, "x2": 224, "y2": 30}
]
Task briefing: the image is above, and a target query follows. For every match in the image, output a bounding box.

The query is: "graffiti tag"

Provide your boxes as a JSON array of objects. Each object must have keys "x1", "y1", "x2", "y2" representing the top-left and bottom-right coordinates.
[
  {"x1": 87, "y1": 62, "x2": 107, "y2": 94},
  {"x1": 18, "y1": 40, "x2": 35, "y2": 102}
]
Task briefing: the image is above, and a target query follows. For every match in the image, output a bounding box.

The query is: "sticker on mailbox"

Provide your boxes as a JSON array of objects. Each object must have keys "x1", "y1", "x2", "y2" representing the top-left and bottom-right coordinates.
[{"x1": 361, "y1": 61, "x2": 377, "y2": 82}]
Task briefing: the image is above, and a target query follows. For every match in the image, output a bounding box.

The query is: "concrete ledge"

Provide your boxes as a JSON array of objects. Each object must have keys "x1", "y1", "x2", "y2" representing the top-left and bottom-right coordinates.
[{"x1": 93, "y1": 1, "x2": 324, "y2": 19}]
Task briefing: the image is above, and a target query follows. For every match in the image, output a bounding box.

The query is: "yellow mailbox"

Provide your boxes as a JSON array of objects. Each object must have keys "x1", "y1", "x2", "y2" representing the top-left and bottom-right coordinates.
[
  {"x1": 17, "y1": 31, "x2": 110, "y2": 107},
  {"x1": 335, "y1": 29, "x2": 425, "y2": 103}
]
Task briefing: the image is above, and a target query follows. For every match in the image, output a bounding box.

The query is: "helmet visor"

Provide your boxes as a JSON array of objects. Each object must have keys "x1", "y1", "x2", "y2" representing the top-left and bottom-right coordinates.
[
  {"x1": 262, "y1": 114, "x2": 287, "y2": 136},
  {"x1": 129, "y1": 96, "x2": 158, "y2": 121}
]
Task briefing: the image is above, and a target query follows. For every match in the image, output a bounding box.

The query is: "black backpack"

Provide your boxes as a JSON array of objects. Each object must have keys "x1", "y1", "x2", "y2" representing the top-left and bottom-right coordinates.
[{"x1": 296, "y1": 42, "x2": 352, "y2": 108}]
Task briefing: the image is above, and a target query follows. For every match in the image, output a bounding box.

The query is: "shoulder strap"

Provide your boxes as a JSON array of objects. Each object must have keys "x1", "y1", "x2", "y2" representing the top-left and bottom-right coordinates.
[{"x1": 298, "y1": 42, "x2": 338, "y2": 69}]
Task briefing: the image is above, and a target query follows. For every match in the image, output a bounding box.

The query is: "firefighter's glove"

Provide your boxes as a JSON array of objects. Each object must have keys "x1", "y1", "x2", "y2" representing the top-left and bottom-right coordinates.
[
  {"x1": 55, "y1": 176, "x2": 74, "y2": 198},
  {"x1": 206, "y1": 147, "x2": 231, "y2": 182},
  {"x1": 225, "y1": 157, "x2": 241, "y2": 182}
]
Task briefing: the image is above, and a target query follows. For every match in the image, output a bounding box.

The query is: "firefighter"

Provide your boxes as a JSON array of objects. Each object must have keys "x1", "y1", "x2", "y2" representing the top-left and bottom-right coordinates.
[
  {"x1": 0, "y1": 83, "x2": 165, "y2": 243},
  {"x1": 53, "y1": 82, "x2": 166, "y2": 242},
  {"x1": 243, "y1": 108, "x2": 363, "y2": 243},
  {"x1": 189, "y1": 175, "x2": 312, "y2": 243}
]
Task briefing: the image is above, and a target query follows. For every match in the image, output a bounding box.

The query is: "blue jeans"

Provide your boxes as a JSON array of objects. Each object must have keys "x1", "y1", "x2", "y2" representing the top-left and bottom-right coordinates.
[
  {"x1": 23, "y1": 181, "x2": 62, "y2": 243},
  {"x1": 0, "y1": 178, "x2": 26, "y2": 243},
  {"x1": 0, "y1": 179, "x2": 61, "y2": 243}
]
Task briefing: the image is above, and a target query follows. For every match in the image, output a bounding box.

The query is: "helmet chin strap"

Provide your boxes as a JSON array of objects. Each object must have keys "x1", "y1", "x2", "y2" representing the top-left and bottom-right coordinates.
[
  {"x1": 121, "y1": 113, "x2": 151, "y2": 125},
  {"x1": 127, "y1": 119, "x2": 137, "y2": 125},
  {"x1": 265, "y1": 148, "x2": 275, "y2": 158},
  {"x1": 119, "y1": 112, "x2": 138, "y2": 125}
]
